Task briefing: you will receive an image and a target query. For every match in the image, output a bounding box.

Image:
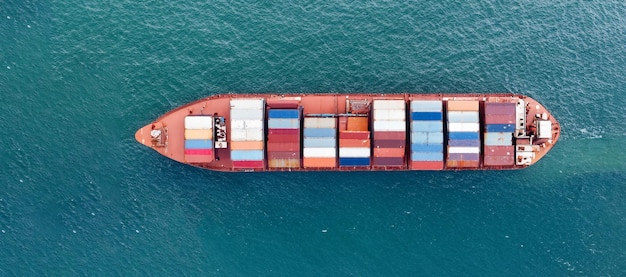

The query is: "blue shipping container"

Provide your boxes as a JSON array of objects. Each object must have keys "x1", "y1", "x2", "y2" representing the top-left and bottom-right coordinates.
[
  {"x1": 411, "y1": 132, "x2": 444, "y2": 144},
  {"x1": 304, "y1": 128, "x2": 336, "y2": 138},
  {"x1": 448, "y1": 139, "x2": 481, "y2": 147},
  {"x1": 231, "y1": 150, "x2": 264, "y2": 161},
  {"x1": 411, "y1": 144, "x2": 444, "y2": 153},
  {"x1": 184, "y1": 139, "x2": 213, "y2": 149},
  {"x1": 268, "y1": 118, "x2": 300, "y2": 129},
  {"x1": 411, "y1": 112, "x2": 442, "y2": 121},
  {"x1": 448, "y1": 132, "x2": 480, "y2": 140},
  {"x1": 339, "y1": 157, "x2": 370, "y2": 166},
  {"x1": 411, "y1": 152, "x2": 444, "y2": 161},
  {"x1": 410, "y1": 101, "x2": 441, "y2": 111},
  {"x1": 268, "y1": 109, "x2": 300, "y2": 119},
  {"x1": 486, "y1": 124, "x2": 515, "y2": 132},
  {"x1": 303, "y1": 137, "x2": 336, "y2": 148},
  {"x1": 484, "y1": 132, "x2": 513, "y2": 146},
  {"x1": 411, "y1": 121, "x2": 443, "y2": 132}
]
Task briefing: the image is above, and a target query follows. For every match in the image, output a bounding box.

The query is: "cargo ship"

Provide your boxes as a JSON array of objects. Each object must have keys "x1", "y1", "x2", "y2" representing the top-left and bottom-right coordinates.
[{"x1": 135, "y1": 93, "x2": 560, "y2": 172}]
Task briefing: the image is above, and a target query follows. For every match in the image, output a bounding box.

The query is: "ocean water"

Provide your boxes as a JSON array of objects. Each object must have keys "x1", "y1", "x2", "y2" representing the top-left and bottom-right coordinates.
[{"x1": 1, "y1": 0, "x2": 625, "y2": 275}]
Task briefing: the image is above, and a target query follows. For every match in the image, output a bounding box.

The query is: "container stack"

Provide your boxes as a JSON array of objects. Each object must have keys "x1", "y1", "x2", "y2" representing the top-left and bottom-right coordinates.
[
  {"x1": 266, "y1": 108, "x2": 301, "y2": 168},
  {"x1": 302, "y1": 117, "x2": 337, "y2": 168},
  {"x1": 409, "y1": 100, "x2": 444, "y2": 170},
  {"x1": 372, "y1": 100, "x2": 406, "y2": 167},
  {"x1": 338, "y1": 116, "x2": 371, "y2": 167},
  {"x1": 184, "y1": 116, "x2": 214, "y2": 163},
  {"x1": 483, "y1": 102, "x2": 516, "y2": 166},
  {"x1": 446, "y1": 100, "x2": 480, "y2": 168},
  {"x1": 230, "y1": 99, "x2": 265, "y2": 169}
]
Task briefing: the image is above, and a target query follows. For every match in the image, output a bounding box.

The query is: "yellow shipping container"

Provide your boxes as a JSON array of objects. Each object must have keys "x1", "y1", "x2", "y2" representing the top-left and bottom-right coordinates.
[{"x1": 185, "y1": 129, "x2": 213, "y2": 140}]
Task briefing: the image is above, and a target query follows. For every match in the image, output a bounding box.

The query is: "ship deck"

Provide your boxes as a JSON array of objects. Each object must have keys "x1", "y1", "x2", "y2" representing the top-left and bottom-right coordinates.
[{"x1": 135, "y1": 93, "x2": 560, "y2": 172}]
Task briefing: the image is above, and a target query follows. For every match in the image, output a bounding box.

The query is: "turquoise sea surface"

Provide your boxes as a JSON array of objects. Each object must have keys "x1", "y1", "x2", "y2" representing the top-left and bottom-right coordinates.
[{"x1": 1, "y1": 0, "x2": 625, "y2": 275}]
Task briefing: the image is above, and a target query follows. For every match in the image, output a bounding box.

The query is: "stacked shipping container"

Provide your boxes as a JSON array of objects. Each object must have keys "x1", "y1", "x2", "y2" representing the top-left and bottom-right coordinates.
[
  {"x1": 483, "y1": 101, "x2": 516, "y2": 166},
  {"x1": 338, "y1": 116, "x2": 371, "y2": 167},
  {"x1": 267, "y1": 109, "x2": 301, "y2": 168},
  {"x1": 303, "y1": 117, "x2": 337, "y2": 168},
  {"x1": 184, "y1": 116, "x2": 214, "y2": 163},
  {"x1": 372, "y1": 100, "x2": 406, "y2": 166},
  {"x1": 410, "y1": 100, "x2": 444, "y2": 170},
  {"x1": 446, "y1": 100, "x2": 480, "y2": 168},
  {"x1": 230, "y1": 99, "x2": 265, "y2": 168}
]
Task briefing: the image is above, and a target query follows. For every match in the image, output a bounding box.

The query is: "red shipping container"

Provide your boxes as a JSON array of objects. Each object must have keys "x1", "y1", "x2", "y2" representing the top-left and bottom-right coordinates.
[
  {"x1": 484, "y1": 114, "x2": 516, "y2": 124},
  {"x1": 267, "y1": 151, "x2": 300, "y2": 159},
  {"x1": 446, "y1": 160, "x2": 479, "y2": 168},
  {"x1": 232, "y1": 160, "x2": 264, "y2": 168},
  {"x1": 374, "y1": 131, "x2": 406, "y2": 141},
  {"x1": 268, "y1": 129, "x2": 300, "y2": 136},
  {"x1": 372, "y1": 157, "x2": 404, "y2": 166},
  {"x1": 484, "y1": 155, "x2": 515, "y2": 166},
  {"x1": 339, "y1": 139, "x2": 371, "y2": 148},
  {"x1": 267, "y1": 142, "x2": 300, "y2": 152},
  {"x1": 373, "y1": 148, "x2": 405, "y2": 158},
  {"x1": 339, "y1": 117, "x2": 348, "y2": 131},
  {"x1": 485, "y1": 103, "x2": 516, "y2": 115},
  {"x1": 267, "y1": 100, "x2": 299, "y2": 109},
  {"x1": 267, "y1": 134, "x2": 301, "y2": 143},
  {"x1": 184, "y1": 149, "x2": 214, "y2": 156},
  {"x1": 339, "y1": 131, "x2": 370, "y2": 139},
  {"x1": 484, "y1": 146, "x2": 514, "y2": 156},
  {"x1": 411, "y1": 161, "x2": 444, "y2": 170},
  {"x1": 373, "y1": 140, "x2": 405, "y2": 148},
  {"x1": 185, "y1": 154, "x2": 214, "y2": 163}
]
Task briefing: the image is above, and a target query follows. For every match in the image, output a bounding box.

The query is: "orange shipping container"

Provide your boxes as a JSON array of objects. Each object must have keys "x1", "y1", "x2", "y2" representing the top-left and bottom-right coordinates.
[
  {"x1": 230, "y1": 140, "x2": 264, "y2": 150},
  {"x1": 303, "y1": 157, "x2": 337, "y2": 168},
  {"x1": 268, "y1": 158, "x2": 300, "y2": 168},
  {"x1": 447, "y1": 100, "x2": 479, "y2": 111},
  {"x1": 347, "y1": 117, "x2": 369, "y2": 131},
  {"x1": 446, "y1": 160, "x2": 479, "y2": 168},
  {"x1": 339, "y1": 139, "x2": 371, "y2": 148},
  {"x1": 185, "y1": 129, "x2": 213, "y2": 140},
  {"x1": 373, "y1": 147, "x2": 405, "y2": 157}
]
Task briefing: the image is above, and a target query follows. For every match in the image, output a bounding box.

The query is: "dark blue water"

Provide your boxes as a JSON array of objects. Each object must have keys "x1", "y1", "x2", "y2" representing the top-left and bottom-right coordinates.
[{"x1": 2, "y1": 0, "x2": 625, "y2": 275}]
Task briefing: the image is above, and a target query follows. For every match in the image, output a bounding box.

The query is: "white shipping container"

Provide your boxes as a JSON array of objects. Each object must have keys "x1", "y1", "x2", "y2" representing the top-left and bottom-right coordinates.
[
  {"x1": 230, "y1": 120, "x2": 244, "y2": 129},
  {"x1": 373, "y1": 100, "x2": 405, "y2": 110},
  {"x1": 448, "y1": 146, "x2": 480, "y2": 154},
  {"x1": 448, "y1": 122, "x2": 480, "y2": 132},
  {"x1": 374, "y1": 109, "x2": 406, "y2": 121},
  {"x1": 230, "y1": 128, "x2": 264, "y2": 141},
  {"x1": 230, "y1": 119, "x2": 263, "y2": 129},
  {"x1": 184, "y1": 116, "x2": 213, "y2": 129},
  {"x1": 303, "y1": 147, "x2": 336, "y2": 158},
  {"x1": 245, "y1": 129, "x2": 264, "y2": 141},
  {"x1": 230, "y1": 128, "x2": 248, "y2": 141},
  {"x1": 374, "y1": 120, "x2": 406, "y2": 132},
  {"x1": 447, "y1": 111, "x2": 479, "y2": 123},
  {"x1": 411, "y1": 100, "x2": 442, "y2": 111},
  {"x1": 304, "y1": 117, "x2": 336, "y2": 128},
  {"x1": 230, "y1": 109, "x2": 264, "y2": 120},
  {"x1": 339, "y1": 147, "x2": 371, "y2": 158},
  {"x1": 230, "y1": 99, "x2": 265, "y2": 110}
]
